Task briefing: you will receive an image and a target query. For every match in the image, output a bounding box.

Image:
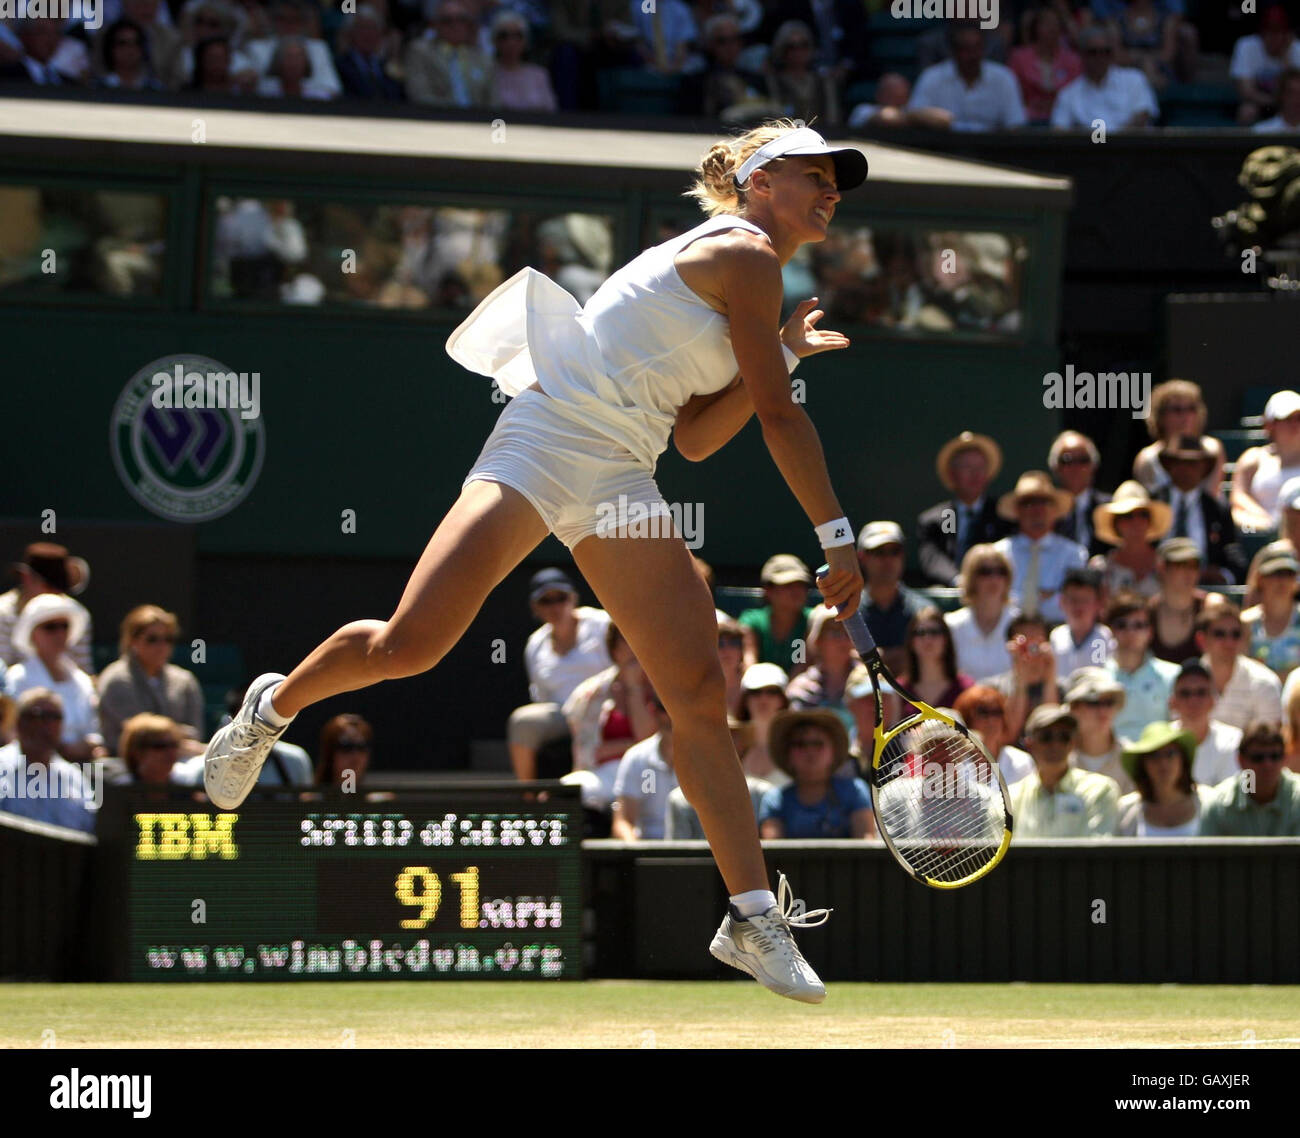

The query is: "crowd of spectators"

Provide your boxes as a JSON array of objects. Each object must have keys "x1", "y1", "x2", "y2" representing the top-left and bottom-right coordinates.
[
  {"x1": 0, "y1": 0, "x2": 1297, "y2": 132},
  {"x1": 0, "y1": 541, "x2": 375, "y2": 832},
  {"x1": 504, "y1": 380, "x2": 1300, "y2": 841}
]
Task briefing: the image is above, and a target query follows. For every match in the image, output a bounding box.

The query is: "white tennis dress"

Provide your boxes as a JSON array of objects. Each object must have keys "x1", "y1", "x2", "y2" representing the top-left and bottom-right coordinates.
[{"x1": 446, "y1": 213, "x2": 771, "y2": 548}]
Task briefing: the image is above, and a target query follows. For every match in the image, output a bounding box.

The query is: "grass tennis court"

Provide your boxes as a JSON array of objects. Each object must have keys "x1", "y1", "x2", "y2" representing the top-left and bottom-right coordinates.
[{"x1": 4, "y1": 983, "x2": 1299, "y2": 1049}]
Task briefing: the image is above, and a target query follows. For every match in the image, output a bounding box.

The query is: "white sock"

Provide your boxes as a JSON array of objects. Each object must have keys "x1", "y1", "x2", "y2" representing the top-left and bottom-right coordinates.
[
  {"x1": 730, "y1": 889, "x2": 777, "y2": 919},
  {"x1": 256, "y1": 684, "x2": 292, "y2": 727}
]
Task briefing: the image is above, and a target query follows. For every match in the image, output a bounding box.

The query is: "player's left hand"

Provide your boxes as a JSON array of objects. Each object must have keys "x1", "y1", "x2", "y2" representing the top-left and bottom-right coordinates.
[{"x1": 781, "y1": 297, "x2": 850, "y2": 359}]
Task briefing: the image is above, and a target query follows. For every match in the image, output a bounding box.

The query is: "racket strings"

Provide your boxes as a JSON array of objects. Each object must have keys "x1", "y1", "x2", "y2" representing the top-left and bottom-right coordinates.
[{"x1": 873, "y1": 718, "x2": 1007, "y2": 884}]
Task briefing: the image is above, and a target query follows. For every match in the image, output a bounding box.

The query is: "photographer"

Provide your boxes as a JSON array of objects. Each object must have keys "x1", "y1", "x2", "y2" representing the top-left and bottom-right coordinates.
[{"x1": 987, "y1": 612, "x2": 1062, "y2": 745}]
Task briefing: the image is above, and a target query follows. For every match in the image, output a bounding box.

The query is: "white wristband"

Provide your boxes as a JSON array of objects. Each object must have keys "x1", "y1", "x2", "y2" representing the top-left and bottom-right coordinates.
[
  {"x1": 816, "y1": 517, "x2": 854, "y2": 548},
  {"x1": 782, "y1": 344, "x2": 800, "y2": 374}
]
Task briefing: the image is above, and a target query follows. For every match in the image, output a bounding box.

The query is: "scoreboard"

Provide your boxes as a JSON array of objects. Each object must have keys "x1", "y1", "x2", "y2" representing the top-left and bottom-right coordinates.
[{"x1": 94, "y1": 785, "x2": 583, "y2": 981}]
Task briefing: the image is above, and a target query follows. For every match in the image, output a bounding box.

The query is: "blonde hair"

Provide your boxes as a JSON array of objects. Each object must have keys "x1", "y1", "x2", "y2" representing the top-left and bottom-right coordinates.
[
  {"x1": 120, "y1": 604, "x2": 179, "y2": 657},
  {"x1": 119, "y1": 712, "x2": 181, "y2": 772},
  {"x1": 684, "y1": 117, "x2": 810, "y2": 217},
  {"x1": 1145, "y1": 379, "x2": 1206, "y2": 440},
  {"x1": 958, "y1": 543, "x2": 1013, "y2": 605}
]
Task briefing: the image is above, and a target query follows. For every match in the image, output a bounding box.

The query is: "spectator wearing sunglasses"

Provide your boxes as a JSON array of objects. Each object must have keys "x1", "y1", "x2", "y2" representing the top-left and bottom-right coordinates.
[
  {"x1": 1050, "y1": 24, "x2": 1156, "y2": 131},
  {"x1": 314, "y1": 713, "x2": 372, "y2": 788},
  {"x1": 1064, "y1": 666, "x2": 1133, "y2": 793},
  {"x1": 1105, "y1": 590, "x2": 1179, "y2": 742},
  {"x1": 1090, "y1": 481, "x2": 1171, "y2": 601},
  {"x1": 488, "y1": 9, "x2": 556, "y2": 111},
  {"x1": 786, "y1": 604, "x2": 860, "y2": 741},
  {"x1": 857, "y1": 521, "x2": 926, "y2": 678},
  {"x1": 758, "y1": 708, "x2": 873, "y2": 839},
  {"x1": 96, "y1": 605, "x2": 206, "y2": 758},
  {"x1": 4, "y1": 594, "x2": 104, "y2": 762},
  {"x1": 405, "y1": 0, "x2": 493, "y2": 106},
  {"x1": 1010, "y1": 703, "x2": 1120, "y2": 838},
  {"x1": 1196, "y1": 594, "x2": 1282, "y2": 732},
  {"x1": 896, "y1": 605, "x2": 973, "y2": 713},
  {"x1": 1168, "y1": 658, "x2": 1241, "y2": 787},
  {"x1": 115, "y1": 713, "x2": 186, "y2": 786},
  {"x1": 1132, "y1": 380, "x2": 1225, "y2": 498},
  {"x1": 1052, "y1": 568, "x2": 1113, "y2": 677},
  {"x1": 946, "y1": 544, "x2": 1015, "y2": 683},
  {"x1": 0, "y1": 689, "x2": 97, "y2": 833},
  {"x1": 1050, "y1": 430, "x2": 1110, "y2": 558},
  {"x1": 1115, "y1": 721, "x2": 1209, "y2": 837},
  {"x1": 1199, "y1": 721, "x2": 1300, "y2": 836},
  {"x1": 737, "y1": 662, "x2": 791, "y2": 787},
  {"x1": 510, "y1": 568, "x2": 611, "y2": 781},
  {"x1": 952, "y1": 684, "x2": 1034, "y2": 786}
]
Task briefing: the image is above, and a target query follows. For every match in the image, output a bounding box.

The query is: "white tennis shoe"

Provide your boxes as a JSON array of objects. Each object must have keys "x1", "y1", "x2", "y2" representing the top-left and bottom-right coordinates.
[
  {"x1": 709, "y1": 872, "x2": 830, "y2": 1004},
  {"x1": 203, "y1": 672, "x2": 292, "y2": 810}
]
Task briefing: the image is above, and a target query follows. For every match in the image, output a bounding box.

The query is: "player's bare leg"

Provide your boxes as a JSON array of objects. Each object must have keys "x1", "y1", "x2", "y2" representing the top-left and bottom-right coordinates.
[
  {"x1": 572, "y1": 525, "x2": 827, "y2": 1002},
  {"x1": 203, "y1": 481, "x2": 548, "y2": 807}
]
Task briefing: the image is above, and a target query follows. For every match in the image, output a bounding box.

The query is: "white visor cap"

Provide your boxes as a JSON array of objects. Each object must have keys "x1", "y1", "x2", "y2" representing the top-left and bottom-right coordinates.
[{"x1": 732, "y1": 127, "x2": 868, "y2": 191}]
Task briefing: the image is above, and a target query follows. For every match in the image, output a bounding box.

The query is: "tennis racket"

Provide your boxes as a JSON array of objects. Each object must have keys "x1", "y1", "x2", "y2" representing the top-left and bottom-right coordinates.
[{"x1": 817, "y1": 568, "x2": 1013, "y2": 888}]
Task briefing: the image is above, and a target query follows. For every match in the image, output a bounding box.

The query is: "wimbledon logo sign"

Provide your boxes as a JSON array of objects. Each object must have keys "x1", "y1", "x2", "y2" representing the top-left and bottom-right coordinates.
[{"x1": 111, "y1": 354, "x2": 265, "y2": 523}]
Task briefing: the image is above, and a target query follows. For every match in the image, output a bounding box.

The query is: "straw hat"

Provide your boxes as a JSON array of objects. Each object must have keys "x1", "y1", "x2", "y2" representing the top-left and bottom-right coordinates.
[
  {"x1": 996, "y1": 470, "x2": 1073, "y2": 522},
  {"x1": 936, "y1": 431, "x2": 1002, "y2": 490},
  {"x1": 1093, "y1": 480, "x2": 1173, "y2": 546},
  {"x1": 769, "y1": 708, "x2": 851, "y2": 776}
]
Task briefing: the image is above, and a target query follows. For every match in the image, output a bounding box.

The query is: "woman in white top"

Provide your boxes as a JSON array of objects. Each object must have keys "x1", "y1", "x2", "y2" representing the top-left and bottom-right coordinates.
[
  {"x1": 1131, "y1": 379, "x2": 1225, "y2": 497},
  {"x1": 4, "y1": 594, "x2": 104, "y2": 761},
  {"x1": 1089, "y1": 480, "x2": 1171, "y2": 600},
  {"x1": 1115, "y1": 722, "x2": 1210, "y2": 837},
  {"x1": 201, "y1": 121, "x2": 869, "y2": 1004},
  {"x1": 1233, "y1": 389, "x2": 1300, "y2": 532},
  {"x1": 944, "y1": 544, "x2": 1015, "y2": 682}
]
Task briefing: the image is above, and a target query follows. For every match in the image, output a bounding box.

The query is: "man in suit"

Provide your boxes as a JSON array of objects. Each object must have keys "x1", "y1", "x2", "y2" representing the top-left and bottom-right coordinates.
[
  {"x1": 404, "y1": 0, "x2": 493, "y2": 107},
  {"x1": 1152, "y1": 436, "x2": 1247, "y2": 585},
  {"x1": 917, "y1": 431, "x2": 1013, "y2": 586},
  {"x1": 0, "y1": 18, "x2": 71, "y2": 85},
  {"x1": 1049, "y1": 430, "x2": 1112, "y2": 559},
  {"x1": 336, "y1": 5, "x2": 404, "y2": 100}
]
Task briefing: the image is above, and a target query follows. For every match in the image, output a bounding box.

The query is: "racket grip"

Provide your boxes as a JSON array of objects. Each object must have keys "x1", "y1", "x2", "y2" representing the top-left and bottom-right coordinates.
[{"x1": 815, "y1": 565, "x2": 879, "y2": 658}]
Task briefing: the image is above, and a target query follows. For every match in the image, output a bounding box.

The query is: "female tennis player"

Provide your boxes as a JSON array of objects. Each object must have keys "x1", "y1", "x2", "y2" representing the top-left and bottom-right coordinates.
[{"x1": 204, "y1": 120, "x2": 868, "y2": 1003}]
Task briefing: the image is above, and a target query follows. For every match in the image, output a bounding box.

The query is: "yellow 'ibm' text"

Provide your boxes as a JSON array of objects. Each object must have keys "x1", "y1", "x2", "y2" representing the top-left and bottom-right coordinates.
[{"x1": 135, "y1": 813, "x2": 239, "y2": 860}]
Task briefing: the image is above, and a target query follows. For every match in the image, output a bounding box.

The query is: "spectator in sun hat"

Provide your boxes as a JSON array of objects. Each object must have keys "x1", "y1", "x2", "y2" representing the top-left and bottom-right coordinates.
[
  {"x1": 1114, "y1": 720, "x2": 1209, "y2": 837},
  {"x1": 1241, "y1": 547, "x2": 1300, "y2": 680},
  {"x1": 4, "y1": 594, "x2": 104, "y2": 762},
  {"x1": 856, "y1": 520, "x2": 925, "y2": 677},
  {"x1": 758, "y1": 708, "x2": 873, "y2": 838},
  {"x1": 1009, "y1": 703, "x2": 1120, "y2": 838},
  {"x1": 1233, "y1": 389, "x2": 1300, "y2": 533},
  {"x1": 508, "y1": 567, "x2": 611, "y2": 782},
  {"x1": 1167, "y1": 657, "x2": 1242, "y2": 787},
  {"x1": 1149, "y1": 537, "x2": 1207, "y2": 664},
  {"x1": 1196, "y1": 593, "x2": 1282, "y2": 732},
  {"x1": 1151, "y1": 435, "x2": 1245, "y2": 585},
  {"x1": 0, "y1": 542, "x2": 93, "y2": 673},
  {"x1": 1089, "y1": 480, "x2": 1171, "y2": 600},
  {"x1": 1050, "y1": 430, "x2": 1110, "y2": 558},
  {"x1": 1104, "y1": 589, "x2": 1179, "y2": 742},
  {"x1": 1132, "y1": 379, "x2": 1226, "y2": 498},
  {"x1": 917, "y1": 430, "x2": 1012, "y2": 586},
  {"x1": 1199, "y1": 720, "x2": 1300, "y2": 836},
  {"x1": 1064, "y1": 666, "x2": 1133, "y2": 793},
  {"x1": 736, "y1": 662, "x2": 792, "y2": 787},
  {"x1": 739, "y1": 554, "x2": 813, "y2": 674},
  {"x1": 992, "y1": 471, "x2": 1087, "y2": 626}
]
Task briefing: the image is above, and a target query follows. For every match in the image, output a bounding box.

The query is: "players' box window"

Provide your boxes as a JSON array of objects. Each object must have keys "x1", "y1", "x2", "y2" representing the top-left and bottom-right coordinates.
[{"x1": 205, "y1": 194, "x2": 618, "y2": 315}]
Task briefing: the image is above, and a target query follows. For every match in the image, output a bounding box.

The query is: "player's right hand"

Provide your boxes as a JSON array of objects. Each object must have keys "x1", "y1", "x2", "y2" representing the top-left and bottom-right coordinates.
[{"x1": 820, "y1": 544, "x2": 863, "y2": 618}]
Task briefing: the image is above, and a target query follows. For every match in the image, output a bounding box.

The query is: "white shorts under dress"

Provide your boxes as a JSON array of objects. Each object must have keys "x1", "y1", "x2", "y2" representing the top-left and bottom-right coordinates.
[{"x1": 463, "y1": 387, "x2": 674, "y2": 551}]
